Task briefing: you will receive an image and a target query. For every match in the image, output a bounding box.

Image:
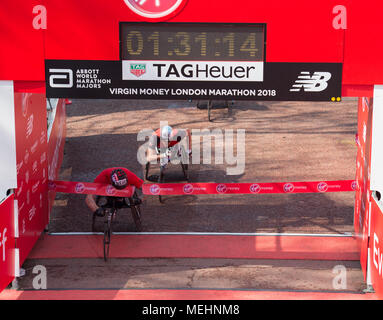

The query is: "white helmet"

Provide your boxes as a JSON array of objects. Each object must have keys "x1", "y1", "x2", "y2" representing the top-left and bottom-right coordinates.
[{"x1": 161, "y1": 125, "x2": 173, "y2": 140}]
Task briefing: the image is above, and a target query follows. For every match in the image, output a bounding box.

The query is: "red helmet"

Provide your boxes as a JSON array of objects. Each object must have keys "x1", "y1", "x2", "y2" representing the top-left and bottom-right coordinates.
[{"x1": 110, "y1": 169, "x2": 128, "y2": 190}]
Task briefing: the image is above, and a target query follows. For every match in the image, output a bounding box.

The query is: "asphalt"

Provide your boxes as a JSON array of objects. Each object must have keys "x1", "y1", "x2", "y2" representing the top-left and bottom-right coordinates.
[
  {"x1": 17, "y1": 257, "x2": 365, "y2": 293},
  {"x1": 48, "y1": 98, "x2": 358, "y2": 234}
]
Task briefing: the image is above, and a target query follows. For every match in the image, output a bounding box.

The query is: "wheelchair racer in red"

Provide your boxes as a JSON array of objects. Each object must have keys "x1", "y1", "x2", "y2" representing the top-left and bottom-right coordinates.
[{"x1": 85, "y1": 167, "x2": 143, "y2": 217}]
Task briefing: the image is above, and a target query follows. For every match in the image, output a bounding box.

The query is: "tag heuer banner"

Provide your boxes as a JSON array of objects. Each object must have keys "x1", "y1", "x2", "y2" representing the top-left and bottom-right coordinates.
[{"x1": 45, "y1": 60, "x2": 342, "y2": 101}]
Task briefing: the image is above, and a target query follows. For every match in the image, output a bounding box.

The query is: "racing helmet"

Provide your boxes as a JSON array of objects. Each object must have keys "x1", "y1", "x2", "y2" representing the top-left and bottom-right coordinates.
[
  {"x1": 110, "y1": 168, "x2": 128, "y2": 190},
  {"x1": 161, "y1": 125, "x2": 173, "y2": 140}
]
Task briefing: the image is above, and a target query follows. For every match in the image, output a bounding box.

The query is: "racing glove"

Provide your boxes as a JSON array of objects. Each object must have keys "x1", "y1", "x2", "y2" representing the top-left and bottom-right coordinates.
[
  {"x1": 94, "y1": 207, "x2": 105, "y2": 217},
  {"x1": 165, "y1": 148, "x2": 172, "y2": 157},
  {"x1": 160, "y1": 156, "x2": 170, "y2": 167}
]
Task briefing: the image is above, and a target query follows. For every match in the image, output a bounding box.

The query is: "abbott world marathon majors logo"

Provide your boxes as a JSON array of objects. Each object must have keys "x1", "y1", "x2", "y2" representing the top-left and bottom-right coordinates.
[{"x1": 49, "y1": 68, "x2": 111, "y2": 89}]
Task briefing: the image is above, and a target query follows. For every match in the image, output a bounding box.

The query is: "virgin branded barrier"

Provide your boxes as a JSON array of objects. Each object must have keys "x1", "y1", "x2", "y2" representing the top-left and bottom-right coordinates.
[
  {"x1": 141, "y1": 180, "x2": 356, "y2": 196},
  {"x1": 50, "y1": 180, "x2": 135, "y2": 198},
  {"x1": 47, "y1": 99, "x2": 66, "y2": 213},
  {"x1": 370, "y1": 194, "x2": 383, "y2": 299},
  {"x1": 51, "y1": 180, "x2": 354, "y2": 197},
  {"x1": 0, "y1": 194, "x2": 15, "y2": 292},
  {"x1": 354, "y1": 97, "x2": 373, "y2": 279},
  {"x1": 14, "y1": 90, "x2": 49, "y2": 265}
]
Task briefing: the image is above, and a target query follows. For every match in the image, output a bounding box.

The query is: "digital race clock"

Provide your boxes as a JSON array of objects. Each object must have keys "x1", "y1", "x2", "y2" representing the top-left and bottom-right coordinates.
[{"x1": 120, "y1": 23, "x2": 266, "y2": 62}]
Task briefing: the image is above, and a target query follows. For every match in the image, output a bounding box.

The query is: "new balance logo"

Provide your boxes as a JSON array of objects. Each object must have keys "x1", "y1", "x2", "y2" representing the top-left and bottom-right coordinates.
[{"x1": 290, "y1": 72, "x2": 332, "y2": 92}]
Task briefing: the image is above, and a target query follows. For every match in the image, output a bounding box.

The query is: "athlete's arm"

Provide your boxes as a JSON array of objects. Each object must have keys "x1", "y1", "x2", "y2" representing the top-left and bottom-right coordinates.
[
  {"x1": 86, "y1": 169, "x2": 109, "y2": 212},
  {"x1": 147, "y1": 146, "x2": 162, "y2": 162},
  {"x1": 127, "y1": 171, "x2": 144, "y2": 190},
  {"x1": 146, "y1": 135, "x2": 169, "y2": 162},
  {"x1": 123, "y1": 169, "x2": 146, "y2": 202},
  {"x1": 173, "y1": 129, "x2": 191, "y2": 147},
  {"x1": 85, "y1": 194, "x2": 99, "y2": 212},
  {"x1": 182, "y1": 129, "x2": 192, "y2": 151},
  {"x1": 146, "y1": 135, "x2": 160, "y2": 162}
]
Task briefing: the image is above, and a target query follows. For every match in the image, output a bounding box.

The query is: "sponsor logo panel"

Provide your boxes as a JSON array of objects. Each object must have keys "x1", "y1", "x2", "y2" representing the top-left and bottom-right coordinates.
[
  {"x1": 317, "y1": 182, "x2": 328, "y2": 192},
  {"x1": 249, "y1": 184, "x2": 261, "y2": 194},
  {"x1": 122, "y1": 60, "x2": 264, "y2": 82},
  {"x1": 183, "y1": 184, "x2": 194, "y2": 194},
  {"x1": 283, "y1": 183, "x2": 295, "y2": 193},
  {"x1": 75, "y1": 182, "x2": 85, "y2": 193},
  {"x1": 150, "y1": 184, "x2": 161, "y2": 195},
  {"x1": 216, "y1": 184, "x2": 227, "y2": 194},
  {"x1": 290, "y1": 72, "x2": 332, "y2": 92},
  {"x1": 46, "y1": 60, "x2": 342, "y2": 101},
  {"x1": 106, "y1": 185, "x2": 117, "y2": 195}
]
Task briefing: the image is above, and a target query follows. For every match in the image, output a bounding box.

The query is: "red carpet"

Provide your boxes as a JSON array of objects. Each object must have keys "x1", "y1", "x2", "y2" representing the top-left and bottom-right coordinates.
[
  {"x1": 0, "y1": 288, "x2": 377, "y2": 300},
  {"x1": 28, "y1": 234, "x2": 359, "y2": 260}
]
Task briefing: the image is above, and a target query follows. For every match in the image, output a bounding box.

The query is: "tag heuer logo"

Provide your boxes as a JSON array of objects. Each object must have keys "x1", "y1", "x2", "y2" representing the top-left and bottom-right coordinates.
[{"x1": 130, "y1": 64, "x2": 146, "y2": 77}]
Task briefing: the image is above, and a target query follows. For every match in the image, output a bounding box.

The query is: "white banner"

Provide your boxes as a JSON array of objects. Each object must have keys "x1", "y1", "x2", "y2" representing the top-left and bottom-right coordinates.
[
  {"x1": 0, "y1": 81, "x2": 17, "y2": 202},
  {"x1": 122, "y1": 60, "x2": 264, "y2": 82},
  {"x1": 371, "y1": 85, "x2": 383, "y2": 193}
]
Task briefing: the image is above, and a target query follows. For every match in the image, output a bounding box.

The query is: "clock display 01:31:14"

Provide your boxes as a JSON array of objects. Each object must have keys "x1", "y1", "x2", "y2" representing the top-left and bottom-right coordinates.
[{"x1": 120, "y1": 24, "x2": 265, "y2": 61}]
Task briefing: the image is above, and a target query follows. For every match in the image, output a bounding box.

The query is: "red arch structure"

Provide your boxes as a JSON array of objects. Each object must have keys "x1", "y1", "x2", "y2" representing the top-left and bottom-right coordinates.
[
  {"x1": 1, "y1": 1, "x2": 382, "y2": 91},
  {"x1": 1, "y1": 0, "x2": 383, "y2": 298}
]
